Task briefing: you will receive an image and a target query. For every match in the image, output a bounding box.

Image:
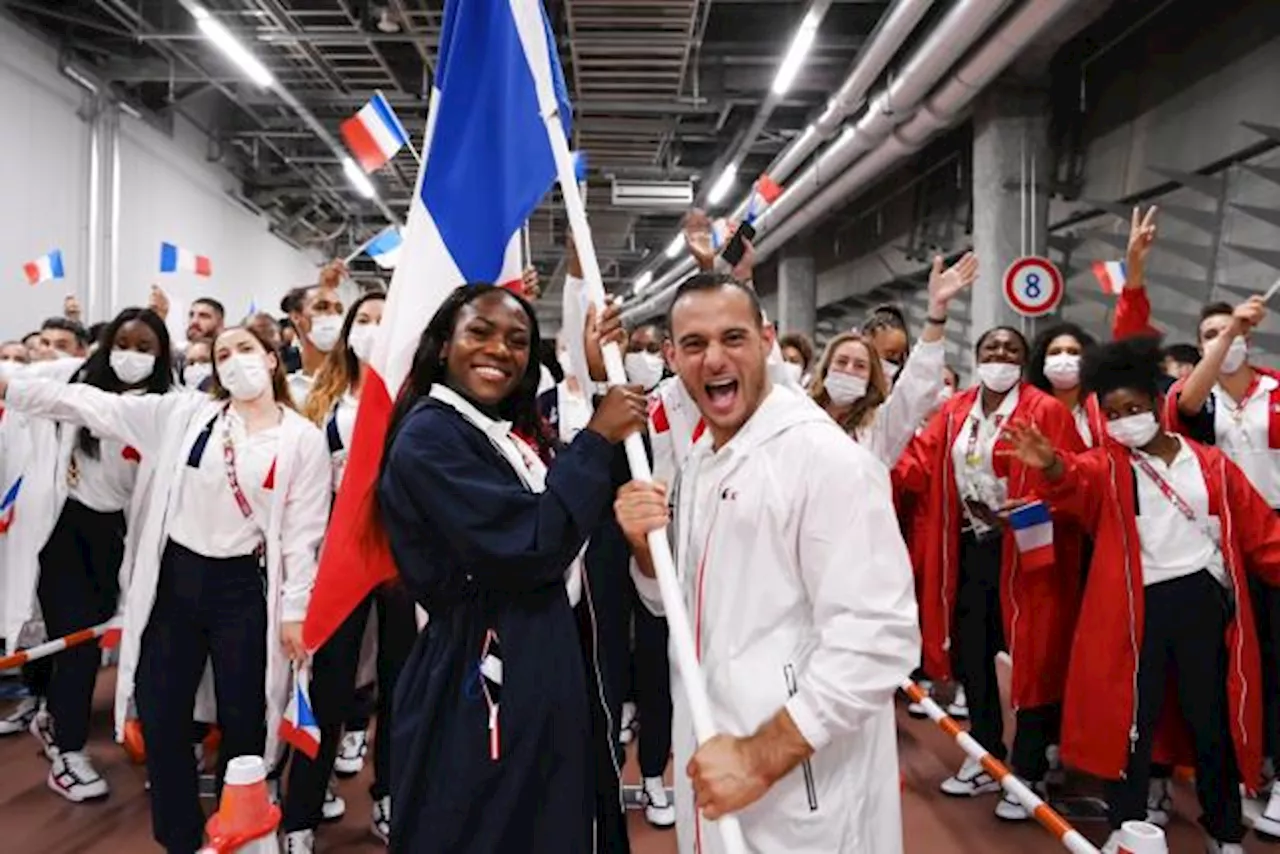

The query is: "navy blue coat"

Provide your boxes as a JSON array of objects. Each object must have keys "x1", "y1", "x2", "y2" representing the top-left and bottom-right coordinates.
[{"x1": 378, "y1": 398, "x2": 617, "y2": 854}]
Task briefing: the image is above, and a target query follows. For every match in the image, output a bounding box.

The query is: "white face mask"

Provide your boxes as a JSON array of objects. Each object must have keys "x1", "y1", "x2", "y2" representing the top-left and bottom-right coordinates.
[
  {"x1": 623, "y1": 351, "x2": 665, "y2": 390},
  {"x1": 0, "y1": 361, "x2": 25, "y2": 382},
  {"x1": 1043, "y1": 354, "x2": 1081, "y2": 390},
  {"x1": 937, "y1": 386, "x2": 954, "y2": 407},
  {"x1": 780, "y1": 361, "x2": 803, "y2": 387},
  {"x1": 823, "y1": 370, "x2": 868, "y2": 406},
  {"x1": 183, "y1": 362, "x2": 212, "y2": 388},
  {"x1": 308, "y1": 315, "x2": 343, "y2": 352},
  {"x1": 1220, "y1": 337, "x2": 1248, "y2": 375},
  {"x1": 1107, "y1": 411, "x2": 1160, "y2": 449},
  {"x1": 977, "y1": 362, "x2": 1021, "y2": 394},
  {"x1": 881, "y1": 359, "x2": 901, "y2": 382},
  {"x1": 347, "y1": 323, "x2": 378, "y2": 364},
  {"x1": 110, "y1": 349, "x2": 156, "y2": 385},
  {"x1": 218, "y1": 353, "x2": 272, "y2": 401}
]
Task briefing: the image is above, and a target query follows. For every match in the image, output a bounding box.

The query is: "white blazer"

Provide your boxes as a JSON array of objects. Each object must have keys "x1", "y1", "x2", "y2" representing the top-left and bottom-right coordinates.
[
  {"x1": 633, "y1": 384, "x2": 920, "y2": 854},
  {"x1": 4, "y1": 379, "x2": 331, "y2": 766}
]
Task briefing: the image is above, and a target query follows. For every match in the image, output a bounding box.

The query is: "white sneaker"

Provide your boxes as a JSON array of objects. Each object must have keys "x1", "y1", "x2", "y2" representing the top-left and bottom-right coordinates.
[
  {"x1": 0, "y1": 696, "x2": 38, "y2": 735},
  {"x1": 283, "y1": 830, "x2": 314, "y2": 854},
  {"x1": 641, "y1": 776, "x2": 675, "y2": 828},
  {"x1": 619, "y1": 702, "x2": 637, "y2": 746},
  {"x1": 47, "y1": 750, "x2": 108, "y2": 802},
  {"x1": 322, "y1": 784, "x2": 346, "y2": 821},
  {"x1": 1146, "y1": 777, "x2": 1173, "y2": 827},
  {"x1": 30, "y1": 709, "x2": 57, "y2": 762},
  {"x1": 1205, "y1": 841, "x2": 1244, "y2": 854},
  {"x1": 994, "y1": 780, "x2": 1046, "y2": 821},
  {"x1": 372, "y1": 795, "x2": 390, "y2": 843},
  {"x1": 1255, "y1": 782, "x2": 1280, "y2": 838},
  {"x1": 946, "y1": 686, "x2": 969, "y2": 719},
  {"x1": 940, "y1": 756, "x2": 999, "y2": 797},
  {"x1": 334, "y1": 729, "x2": 368, "y2": 777}
]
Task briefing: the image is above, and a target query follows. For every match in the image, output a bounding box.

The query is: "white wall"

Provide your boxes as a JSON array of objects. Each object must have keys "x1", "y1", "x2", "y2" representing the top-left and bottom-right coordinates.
[
  {"x1": 0, "y1": 24, "x2": 92, "y2": 339},
  {"x1": 0, "y1": 19, "x2": 319, "y2": 342}
]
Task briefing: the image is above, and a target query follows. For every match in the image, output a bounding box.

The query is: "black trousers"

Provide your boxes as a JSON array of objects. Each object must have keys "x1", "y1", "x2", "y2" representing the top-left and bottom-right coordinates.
[
  {"x1": 136, "y1": 541, "x2": 267, "y2": 854},
  {"x1": 36, "y1": 499, "x2": 124, "y2": 752},
  {"x1": 1103, "y1": 570, "x2": 1243, "y2": 842},
  {"x1": 1249, "y1": 573, "x2": 1280, "y2": 764},
  {"x1": 630, "y1": 586, "x2": 672, "y2": 780},
  {"x1": 953, "y1": 533, "x2": 1059, "y2": 780},
  {"x1": 282, "y1": 582, "x2": 416, "y2": 832}
]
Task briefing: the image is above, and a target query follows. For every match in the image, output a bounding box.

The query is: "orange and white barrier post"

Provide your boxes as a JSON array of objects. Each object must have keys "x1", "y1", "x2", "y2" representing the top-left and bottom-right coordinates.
[
  {"x1": 901, "y1": 680, "x2": 1110, "y2": 854},
  {"x1": 0, "y1": 619, "x2": 120, "y2": 672},
  {"x1": 199, "y1": 755, "x2": 281, "y2": 854}
]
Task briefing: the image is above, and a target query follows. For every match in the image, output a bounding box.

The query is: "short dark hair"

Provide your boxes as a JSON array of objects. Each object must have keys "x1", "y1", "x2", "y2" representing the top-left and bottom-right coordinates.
[
  {"x1": 40, "y1": 316, "x2": 89, "y2": 346},
  {"x1": 1199, "y1": 302, "x2": 1233, "y2": 326},
  {"x1": 862, "y1": 304, "x2": 909, "y2": 339},
  {"x1": 1162, "y1": 342, "x2": 1201, "y2": 366},
  {"x1": 666, "y1": 272, "x2": 763, "y2": 332},
  {"x1": 778, "y1": 332, "x2": 814, "y2": 368},
  {"x1": 1027, "y1": 322, "x2": 1096, "y2": 393},
  {"x1": 192, "y1": 297, "x2": 225, "y2": 319},
  {"x1": 281, "y1": 287, "x2": 308, "y2": 315},
  {"x1": 1083, "y1": 336, "x2": 1164, "y2": 402},
  {"x1": 974, "y1": 325, "x2": 1029, "y2": 358}
]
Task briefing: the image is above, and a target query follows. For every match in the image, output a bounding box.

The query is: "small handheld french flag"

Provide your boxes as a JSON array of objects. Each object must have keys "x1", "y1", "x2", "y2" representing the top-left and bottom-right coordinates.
[
  {"x1": 364, "y1": 226, "x2": 404, "y2": 270},
  {"x1": 1010, "y1": 500, "x2": 1055, "y2": 571},
  {"x1": 1091, "y1": 260, "x2": 1126, "y2": 295},
  {"x1": 0, "y1": 477, "x2": 21, "y2": 534},
  {"x1": 279, "y1": 664, "x2": 321, "y2": 759},
  {"x1": 24, "y1": 250, "x2": 65, "y2": 286},
  {"x1": 159, "y1": 242, "x2": 212, "y2": 277},
  {"x1": 341, "y1": 91, "x2": 411, "y2": 174}
]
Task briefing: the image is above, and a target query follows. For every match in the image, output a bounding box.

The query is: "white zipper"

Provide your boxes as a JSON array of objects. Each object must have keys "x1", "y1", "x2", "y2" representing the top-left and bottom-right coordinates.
[
  {"x1": 941, "y1": 411, "x2": 956, "y2": 654},
  {"x1": 1110, "y1": 453, "x2": 1141, "y2": 774}
]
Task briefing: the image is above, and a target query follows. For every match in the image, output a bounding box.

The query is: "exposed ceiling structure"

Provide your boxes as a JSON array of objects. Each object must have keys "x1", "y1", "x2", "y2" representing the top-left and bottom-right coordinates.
[{"x1": 3, "y1": 0, "x2": 891, "y2": 289}]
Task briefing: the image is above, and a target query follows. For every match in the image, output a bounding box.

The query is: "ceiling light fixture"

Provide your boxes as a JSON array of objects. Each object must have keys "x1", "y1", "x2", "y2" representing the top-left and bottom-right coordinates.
[
  {"x1": 343, "y1": 157, "x2": 377, "y2": 199},
  {"x1": 665, "y1": 234, "x2": 685, "y2": 259},
  {"x1": 191, "y1": 5, "x2": 275, "y2": 88},
  {"x1": 772, "y1": 9, "x2": 820, "y2": 96},
  {"x1": 633, "y1": 271, "x2": 653, "y2": 293},
  {"x1": 707, "y1": 164, "x2": 737, "y2": 206}
]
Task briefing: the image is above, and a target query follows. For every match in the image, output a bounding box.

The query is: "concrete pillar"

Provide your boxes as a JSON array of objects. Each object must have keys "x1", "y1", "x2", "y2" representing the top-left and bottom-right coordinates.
[
  {"x1": 777, "y1": 246, "x2": 817, "y2": 337},
  {"x1": 970, "y1": 79, "x2": 1052, "y2": 337}
]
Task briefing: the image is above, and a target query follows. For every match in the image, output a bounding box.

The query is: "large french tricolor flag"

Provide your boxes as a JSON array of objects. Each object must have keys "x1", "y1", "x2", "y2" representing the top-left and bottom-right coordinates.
[
  {"x1": 1009, "y1": 500, "x2": 1055, "y2": 571},
  {"x1": 159, "y1": 242, "x2": 212, "y2": 277},
  {"x1": 303, "y1": 0, "x2": 571, "y2": 650},
  {"x1": 23, "y1": 250, "x2": 65, "y2": 286},
  {"x1": 341, "y1": 91, "x2": 411, "y2": 174}
]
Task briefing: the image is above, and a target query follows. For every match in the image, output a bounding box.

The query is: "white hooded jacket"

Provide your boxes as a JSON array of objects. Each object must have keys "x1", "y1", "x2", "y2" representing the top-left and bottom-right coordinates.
[
  {"x1": 633, "y1": 383, "x2": 920, "y2": 853},
  {"x1": 4, "y1": 379, "x2": 330, "y2": 766}
]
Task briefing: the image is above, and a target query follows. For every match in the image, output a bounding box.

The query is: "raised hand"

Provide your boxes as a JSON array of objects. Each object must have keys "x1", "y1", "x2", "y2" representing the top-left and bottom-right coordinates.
[
  {"x1": 1126, "y1": 205, "x2": 1158, "y2": 268},
  {"x1": 999, "y1": 420, "x2": 1059, "y2": 471},
  {"x1": 927, "y1": 252, "x2": 978, "y2": 313},
  {"x1": 683, "y1": 208, "x2": 717, "y2": 270},
  {"x1": 520, "y1": 266, "x2": 541, "y2": 301},
  {"x1": 1233, "y1": 295, "x2": 1267, "y2": 333},
  {"x1": 583, "y1": 298, "x2": 625, "y2": 381}
]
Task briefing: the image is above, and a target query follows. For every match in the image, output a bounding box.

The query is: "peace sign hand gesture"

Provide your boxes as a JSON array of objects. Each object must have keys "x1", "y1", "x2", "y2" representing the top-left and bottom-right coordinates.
[{"x1": 1127, "y1": 205, "x2": 1158, "y2": 270}]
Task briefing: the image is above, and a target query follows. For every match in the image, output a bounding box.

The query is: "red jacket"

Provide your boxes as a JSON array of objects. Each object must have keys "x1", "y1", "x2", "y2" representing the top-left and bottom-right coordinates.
[
  {"x1": 1034, "y1": 440, "x2": 1280, "y2": 786},
  {"x1": 894, "y1": 384, "x2": 1086, "y2": 709}
]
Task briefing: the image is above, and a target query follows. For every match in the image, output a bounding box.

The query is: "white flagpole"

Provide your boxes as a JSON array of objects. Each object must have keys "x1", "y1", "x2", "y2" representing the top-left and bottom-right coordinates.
[{"x1": 538, "y1": 75, "x2": 751, "y2": 854}]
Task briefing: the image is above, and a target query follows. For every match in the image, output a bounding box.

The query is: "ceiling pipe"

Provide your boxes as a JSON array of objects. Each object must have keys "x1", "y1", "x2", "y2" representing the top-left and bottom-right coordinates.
[
  {"x1": 696, "y1": 0, "x2": 835, "y2": 207},
  {"x1": 754, "y1": 0, "x2": 1083, "y2": 261},
  {"x1": 623, "y1": 0, "x2": 1017, "y2": 319},
  {"x1": 624, "y1": 0, "x2": 938, "y2": 303}
]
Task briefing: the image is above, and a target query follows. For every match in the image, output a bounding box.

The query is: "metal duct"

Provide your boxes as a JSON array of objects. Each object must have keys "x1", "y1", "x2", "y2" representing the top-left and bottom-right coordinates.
[
  {"x1": 755, "y1": 0, "x2": 1080, "y2": 257},
  {"x1": 626, "y1": 0, "x2": 1013, "y2": 317},
  {"x1": 629, "y1": 0, "x2": 935, "y2": 298}
]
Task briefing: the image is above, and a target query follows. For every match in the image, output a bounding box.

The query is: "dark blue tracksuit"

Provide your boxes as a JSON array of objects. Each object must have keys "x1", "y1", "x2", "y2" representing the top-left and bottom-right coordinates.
[{"x1": 378, "y1": 398, "x2": 616, "y2": 854}]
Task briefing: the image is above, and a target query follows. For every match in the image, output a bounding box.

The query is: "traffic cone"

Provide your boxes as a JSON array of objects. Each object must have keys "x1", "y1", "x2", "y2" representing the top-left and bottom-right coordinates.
[
  {"x1": 200, "y1": 755, "x2": 281, "y2": 854},
  {"x1": 1116, "y1": 820, "x2": 1167, "y2": 853}
]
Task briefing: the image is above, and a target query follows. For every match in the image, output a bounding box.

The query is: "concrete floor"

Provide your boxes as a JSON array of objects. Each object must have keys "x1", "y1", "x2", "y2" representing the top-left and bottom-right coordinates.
[{"x1": 0, "y1": 672, "x2": 1268, "y2": 853}]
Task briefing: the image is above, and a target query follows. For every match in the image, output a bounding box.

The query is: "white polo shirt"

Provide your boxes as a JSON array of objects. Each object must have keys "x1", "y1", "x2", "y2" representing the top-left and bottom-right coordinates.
[
  {"x1": 1212, "y1": 374, "x2": 1280, "y2": 508},
  {"x1": 1131, "y1": 437, "x2": 1227, "y2": 588}
]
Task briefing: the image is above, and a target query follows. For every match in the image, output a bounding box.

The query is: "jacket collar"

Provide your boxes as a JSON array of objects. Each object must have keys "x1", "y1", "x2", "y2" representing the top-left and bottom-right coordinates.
[
  {"x1": 692, "y1": 381, "x2": 830, "y2": 463},
  {"x1": 429, "y1": 384, "x2": 513, "y2": 443}
]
